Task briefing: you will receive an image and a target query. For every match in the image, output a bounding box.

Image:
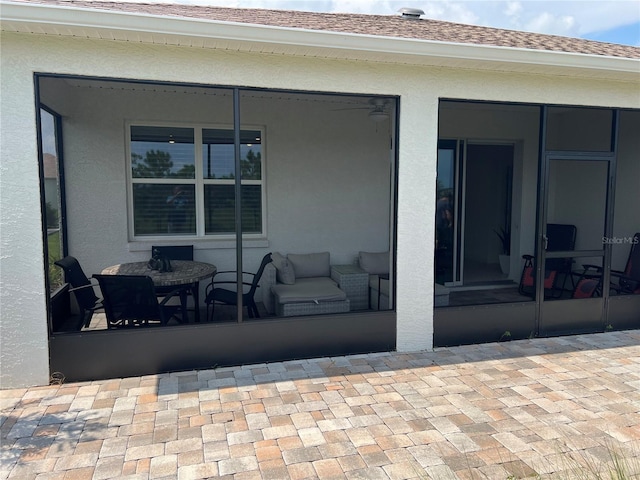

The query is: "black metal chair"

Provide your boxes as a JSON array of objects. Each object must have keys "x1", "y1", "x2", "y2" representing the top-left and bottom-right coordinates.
[
  {"x1": 54, "y1": 256, "x2": 103, "y2": 329},
  {"x1": 582, "y1": 232, "x2": 640, "y2": 296},
  {"x1": 611, "y1": 232, "x2": 640, "y2": 295},
  {"x1": 205, "y1": 253, "x2": 272, "y2": 321},
  {"x1": 569, "y1": 269, "x2": 602, "y2": 299},
  {"x1": 519, "y1": 224, "x2": 577, "y2": 298},
  {"x1": 94, "y1": 274, "x2": 186, "y2": 328},
  {"x1": 151, "y1": 245, "x2": 195, "y2": 318}
]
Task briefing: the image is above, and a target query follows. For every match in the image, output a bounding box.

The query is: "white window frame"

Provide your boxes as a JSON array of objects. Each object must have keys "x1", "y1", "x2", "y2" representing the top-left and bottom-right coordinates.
[{"x1": 126, "y1": 121, "x2": 266, "y2": 242}]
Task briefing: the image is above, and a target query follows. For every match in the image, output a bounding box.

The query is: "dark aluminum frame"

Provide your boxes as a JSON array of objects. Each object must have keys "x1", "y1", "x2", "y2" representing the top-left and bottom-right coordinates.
[
  {"x1": 35, "y1": 73, "x2": 399, "y2": 382},
  {"x1": 434, "y1": 100, "x2": 639, "y2": 347}
]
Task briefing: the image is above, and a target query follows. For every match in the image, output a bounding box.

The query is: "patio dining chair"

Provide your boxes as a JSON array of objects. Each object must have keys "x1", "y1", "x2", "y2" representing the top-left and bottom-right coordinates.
[
  {"x1": 94, "y1": 274, "x2": 186, "y2": 328},
  {"x1": 151, "y1": 245, "x2": 195, "y2": 315},
  {"x1": 54, "y1": 256, "x2": 104, "y2": 329},
  {"x1": 519, "y1": 224, "x2": 577, "y2": 299},
  {"x1": 205, "y1": 253, "x2": 272, "y2": 321}
]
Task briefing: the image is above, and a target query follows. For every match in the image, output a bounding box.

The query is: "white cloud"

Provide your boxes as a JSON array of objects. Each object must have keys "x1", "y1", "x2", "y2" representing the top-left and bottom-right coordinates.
[
  {"x1": 504, "y1": 1, "x2": 522, "y2": 17},
  {"x1": 524, "y1": 11, "x2": 578, "y2": 36},
  {"x1": 111, "y1": 0, "x2": 640, "y2": 45}
]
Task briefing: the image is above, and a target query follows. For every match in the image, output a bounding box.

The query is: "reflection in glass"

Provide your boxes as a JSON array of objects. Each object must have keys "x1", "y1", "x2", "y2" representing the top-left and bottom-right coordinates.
[
  {"x1": 204, "y1": 185, "x2": 262, "y2": 234},
  {"x1": 203, "y1": 129, "x2": 262, "y2": 180},
  {"x1": 435, "y1": 146, "x2": 455, "y2": 284},
  {"x1": 133, "y1": 184, "x2": 196, "y2": 235},
  {"x1": 41, "y1": 108, "x2": 65, "y2": 294},
  {"x1": 131, "y1": 126, "x2": 195, "y2": 179}
]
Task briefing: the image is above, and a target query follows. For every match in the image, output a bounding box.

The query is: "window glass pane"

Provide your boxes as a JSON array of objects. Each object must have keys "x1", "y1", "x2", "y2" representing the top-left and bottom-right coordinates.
[
  {"x1": 41, "y1": 108, "x2": 65, "y2": 293},
  {"x1": 241, "y1": 185, "x2": 262, "y2": 232},
  {"x1": 203, "y1": 129, "x2": 262, "y2": 180},
  {"x1": 435, "y1": 145, "x2": 455, "y2": 285},
  {"x1": 204, "y1": 185, "x2": 262, "y2": 234},
  {"x1": 131, "y1": 126, "x2": 195, "y2": 179},
  {"x1": 133, "y1": 184, "x2": 196, "y2": 235}
]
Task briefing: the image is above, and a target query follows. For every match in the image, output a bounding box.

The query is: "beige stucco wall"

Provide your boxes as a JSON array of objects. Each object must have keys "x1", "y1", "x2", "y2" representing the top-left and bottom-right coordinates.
[{"x1": 1, "y1": 30, "x2": 639, "y2": 388}]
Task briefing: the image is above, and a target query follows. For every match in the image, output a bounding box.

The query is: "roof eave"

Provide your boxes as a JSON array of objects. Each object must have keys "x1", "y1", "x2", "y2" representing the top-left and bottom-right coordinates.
[{"x1": 2, "y1": 1, "x2": 638, "y2": 81}]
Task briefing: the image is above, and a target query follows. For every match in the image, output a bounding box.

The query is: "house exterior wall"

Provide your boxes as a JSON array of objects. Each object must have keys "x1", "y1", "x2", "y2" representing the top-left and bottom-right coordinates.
[{"x1": 1, "y1": 30, "x2": 639, "y2": 388}]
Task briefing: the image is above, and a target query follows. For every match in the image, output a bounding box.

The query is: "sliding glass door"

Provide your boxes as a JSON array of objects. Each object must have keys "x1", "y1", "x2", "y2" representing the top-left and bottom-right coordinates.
[{"x1": 435, "y1": 140, "x2": 461, "y2": 286}]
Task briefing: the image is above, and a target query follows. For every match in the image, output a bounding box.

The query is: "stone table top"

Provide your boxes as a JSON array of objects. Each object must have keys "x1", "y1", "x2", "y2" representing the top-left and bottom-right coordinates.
[{"x1": 101, "y1": 260, "x2": 217, "y2": 287}]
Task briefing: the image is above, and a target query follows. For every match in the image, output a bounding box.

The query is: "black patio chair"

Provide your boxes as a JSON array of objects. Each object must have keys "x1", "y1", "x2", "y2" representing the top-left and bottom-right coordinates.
[
  {"x1": 93, "y1": 274, "x2": 186, "y2": 328},
  {"x1": 151, "y1": 245, "x2": 195, "y2": 316},
  {"x1": 611, "y1": 232, "x2": 640, "y2": 295},
  {"x1": 205, "y1": 253, "x2": 272, "y2": 321},
  {"x1": 519, "y1": 224, "x2": 577, "y2": 299},
  {"x1": 569, "y1": 269, "x2": 602, "y2": 299},
  {"x1": 54, "y1": 256, "x2": 103, "y2": 329},
  {"x1": 582, "y1": 232, "x2": 640, "y2": 296}
]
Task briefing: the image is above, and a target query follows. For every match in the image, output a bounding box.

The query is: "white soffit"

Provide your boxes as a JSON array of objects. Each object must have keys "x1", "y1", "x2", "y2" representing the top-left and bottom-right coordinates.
[{"x1": 1, "y1": 1, "x2": 639, "y2": 82}]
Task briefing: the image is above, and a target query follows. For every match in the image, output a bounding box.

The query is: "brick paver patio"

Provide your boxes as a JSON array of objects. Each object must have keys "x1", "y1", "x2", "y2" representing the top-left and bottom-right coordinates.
[{"x1": 1, "y1": 330, "x2": 639, "y2": 479}]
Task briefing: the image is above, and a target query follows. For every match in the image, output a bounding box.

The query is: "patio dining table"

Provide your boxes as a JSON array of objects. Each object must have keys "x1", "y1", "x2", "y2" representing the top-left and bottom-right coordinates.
[{"x1": 101, "y1": 260, "x2": 217, "y2": 323}]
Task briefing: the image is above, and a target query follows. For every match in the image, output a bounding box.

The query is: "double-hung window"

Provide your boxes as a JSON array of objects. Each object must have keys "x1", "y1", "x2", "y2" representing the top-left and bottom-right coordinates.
[{"x1": 128, "y1": 124, "x2": 264, "y2": 238}]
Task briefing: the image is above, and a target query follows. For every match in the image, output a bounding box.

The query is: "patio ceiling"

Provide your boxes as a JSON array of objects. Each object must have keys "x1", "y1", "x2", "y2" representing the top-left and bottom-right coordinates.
[
  {"x1": 2, "y1": 1, "x2": 639, "y2": 83},
  {"x1": 49, "y1": 77, "x2": 395, "y2": 114}
]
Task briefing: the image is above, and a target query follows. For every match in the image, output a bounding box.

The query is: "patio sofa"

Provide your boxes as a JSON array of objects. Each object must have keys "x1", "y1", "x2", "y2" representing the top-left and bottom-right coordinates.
[{"x1": 261, "y1": 252, "x2": 350, "y2": 317}]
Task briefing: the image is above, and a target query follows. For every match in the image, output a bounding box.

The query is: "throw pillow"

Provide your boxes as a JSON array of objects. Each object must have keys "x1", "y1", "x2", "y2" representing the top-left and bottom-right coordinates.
[{"x1": 271, "y1": 252, "x2": 296, "y2": 285}]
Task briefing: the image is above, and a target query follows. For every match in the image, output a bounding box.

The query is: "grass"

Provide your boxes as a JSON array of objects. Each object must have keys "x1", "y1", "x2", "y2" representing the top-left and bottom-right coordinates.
[
  {"x1": 47, "y1": 230, "x2": 64, "y2": 293},
  {"x1": 407, "y1": 440, "x2": 639, "y2": 479},
  {"x1": 547, "y1": 440, "x2": 640, "y2": 480}
]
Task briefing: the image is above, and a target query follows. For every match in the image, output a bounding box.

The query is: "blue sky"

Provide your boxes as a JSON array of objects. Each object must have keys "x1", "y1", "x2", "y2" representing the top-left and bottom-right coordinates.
[{"x1": 135, "y1": 0, "x2": 640, "y2": 46}]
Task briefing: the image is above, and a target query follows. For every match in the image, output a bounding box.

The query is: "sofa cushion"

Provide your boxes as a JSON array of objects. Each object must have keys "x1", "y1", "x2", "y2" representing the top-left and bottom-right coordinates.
[
  {"x1": 271, "y1": 277, "x2": 346, "y2": 304},
  {"x1": 271, "y1": 252, "x2": 296, "y2": 285},
  {"x1": 359, "y1": 251, "x2": 389, "y2": 275},
  {"x1": 288, "y1": 252, "x2": 330, "y2": 279}
]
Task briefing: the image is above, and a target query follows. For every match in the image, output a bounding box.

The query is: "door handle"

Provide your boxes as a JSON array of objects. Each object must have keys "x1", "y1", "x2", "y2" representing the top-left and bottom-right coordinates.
[{"x1": 543, "y1": 235, "x2": 549, "y2": 250}]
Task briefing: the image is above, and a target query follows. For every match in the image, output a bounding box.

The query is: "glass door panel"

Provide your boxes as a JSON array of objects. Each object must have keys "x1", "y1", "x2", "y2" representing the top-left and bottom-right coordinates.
[
  {"x1": 40, "y1": 108, "x2": 66, "y2": 295},
  {"x1": 435, "y1": 140, "x2": 462, "y2": 286}
]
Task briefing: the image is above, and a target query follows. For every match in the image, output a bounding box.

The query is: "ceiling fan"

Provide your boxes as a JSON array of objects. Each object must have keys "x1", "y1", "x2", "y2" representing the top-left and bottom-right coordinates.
[{"x1": 334, "y1": 98, "x2": 391, "y2": 122}]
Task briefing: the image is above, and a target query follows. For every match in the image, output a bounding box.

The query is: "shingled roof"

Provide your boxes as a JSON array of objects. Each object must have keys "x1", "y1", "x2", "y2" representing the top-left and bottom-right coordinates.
[{"x1": 8, "y1": 0, "x2": 640, "y2": 59}]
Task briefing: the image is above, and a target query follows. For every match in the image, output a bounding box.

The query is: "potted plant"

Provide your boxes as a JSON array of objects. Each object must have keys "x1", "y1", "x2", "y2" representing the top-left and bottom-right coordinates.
[{"x1": 495, "y1": 224, "x2": 511, "y2": 275}]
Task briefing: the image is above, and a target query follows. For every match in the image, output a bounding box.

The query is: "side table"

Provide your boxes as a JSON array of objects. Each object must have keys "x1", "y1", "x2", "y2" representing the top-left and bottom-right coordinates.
[{"x1": 331, "y1": 264, "x2": 369, "y2": 311}]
